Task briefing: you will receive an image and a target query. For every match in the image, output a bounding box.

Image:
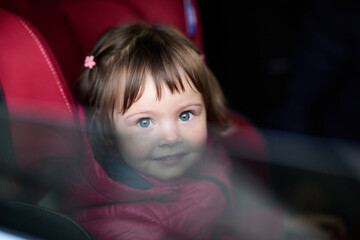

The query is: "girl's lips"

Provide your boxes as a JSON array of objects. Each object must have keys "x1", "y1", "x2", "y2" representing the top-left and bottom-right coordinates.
[{"x1": 152, "y1": 153, "x2": 188, "y2": 165}]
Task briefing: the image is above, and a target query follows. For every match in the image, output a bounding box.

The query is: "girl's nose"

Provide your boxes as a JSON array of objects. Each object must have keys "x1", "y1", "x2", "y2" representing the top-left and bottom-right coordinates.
[{"x1": 158, "y1": 122, "x2": 183, "y2": 147}]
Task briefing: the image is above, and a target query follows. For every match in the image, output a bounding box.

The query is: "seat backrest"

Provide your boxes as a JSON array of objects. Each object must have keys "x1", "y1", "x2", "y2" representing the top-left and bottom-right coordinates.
[
  {"x1": 0, "y1": 0, "x2": 203, "y2": 93},
  {"x1": 0, "y1": 8, "x2": 80, "y2": 202},
  {"x1": 58, "y1": 0, "x2": 203, "y2": 56},
  {"x1": 0, "y1": 8, "x2": 93, "y2": 238}
]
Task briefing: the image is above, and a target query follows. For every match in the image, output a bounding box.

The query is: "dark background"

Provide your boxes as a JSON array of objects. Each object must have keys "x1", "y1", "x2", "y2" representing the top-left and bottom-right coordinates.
[
  {"x1": 198, "y1": 0, "x2": 315, "y2": 127},
  {"x1": 198, "y1": 3, "x2": 360, "y2": 239},
  {"x1": 199, "y1": 0, "x2": 360, "y2": 145}
]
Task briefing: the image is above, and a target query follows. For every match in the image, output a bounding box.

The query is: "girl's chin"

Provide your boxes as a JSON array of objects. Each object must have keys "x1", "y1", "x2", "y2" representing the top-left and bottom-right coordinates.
[
  {"x1": 146, "y1": 166, "x2": 189, "y2": 182},
  {"x1": 151, "y1": 170, "x2": 185, "y2": 181}
]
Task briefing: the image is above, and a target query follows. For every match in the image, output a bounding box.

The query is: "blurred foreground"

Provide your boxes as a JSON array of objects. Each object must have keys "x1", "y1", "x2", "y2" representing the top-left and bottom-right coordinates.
[{"x1": 0, "y1": 112, "x2": 359, "y2": 240}]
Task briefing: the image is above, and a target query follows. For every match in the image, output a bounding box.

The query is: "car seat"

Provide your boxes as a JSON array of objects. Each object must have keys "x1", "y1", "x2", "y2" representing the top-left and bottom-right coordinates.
[
  {"x1": 0, "y1": 0, "x2": 204, "y2": 95},
  {"x1": 0, "y1": 8, "x2": 80, "y2": 203},
  {"x1": 0, "y1": 8, "x2": 93, "y2": 239}
]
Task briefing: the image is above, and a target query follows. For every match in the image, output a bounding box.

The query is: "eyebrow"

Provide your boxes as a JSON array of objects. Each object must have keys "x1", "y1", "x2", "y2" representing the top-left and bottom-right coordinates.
[
  {"x1": 178, "y1": 103, "x2": 203, "y2": 110},
  {"x1": 125, "y1": 110, "x2": 156, "y2": 120}
]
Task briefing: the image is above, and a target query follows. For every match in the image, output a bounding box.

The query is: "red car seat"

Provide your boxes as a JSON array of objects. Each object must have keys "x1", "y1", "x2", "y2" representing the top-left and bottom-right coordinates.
[
  {"x1": 0, "y1": 0, "x2": 203, "y2": 94},
  {"x1": 0, "y1": 6, "x2": 94, "y2": 239},
  {"x1": 0, "y1": 8, "x2": 80, "y2": 202}
]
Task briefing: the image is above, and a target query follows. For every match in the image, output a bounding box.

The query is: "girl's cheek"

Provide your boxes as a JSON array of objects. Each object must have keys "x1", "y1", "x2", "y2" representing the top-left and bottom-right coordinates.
[
  {"x1": 117, "y1": 132, "x2": 156, "y2": 159},
  {"x1": 184, "y1": 119, "x2": 207, "y2": 146}
]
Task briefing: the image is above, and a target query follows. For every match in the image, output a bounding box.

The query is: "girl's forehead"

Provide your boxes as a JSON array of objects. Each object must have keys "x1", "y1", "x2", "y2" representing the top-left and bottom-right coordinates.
[
  {"x1": 120, "y1": 69, "x2": 197, "y2": 95},
  {"x1": 126, "y1": 76, "x2": 204, "y2": 112},
  {"x1": 116, "y1": 72, "x2": 200, "y2": 113},
  {"x1": 141, "y1": 73, "x2": 198, "y2": 99}
]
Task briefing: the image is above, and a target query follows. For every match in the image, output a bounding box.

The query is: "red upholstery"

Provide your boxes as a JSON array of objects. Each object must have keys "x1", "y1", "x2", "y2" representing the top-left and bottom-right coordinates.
[
  {"x1": 0, "y1": 0, "x2": 203, "y2": 93},
  {"x1": 0, "y1": 9, "x2": 74, "y2": 121},
  {"x1": 0, "y1": 8, "x2": 79, "y2": 201},
  {"x1": 59, "y1": 0, "x2": 203, "y2": 56}
]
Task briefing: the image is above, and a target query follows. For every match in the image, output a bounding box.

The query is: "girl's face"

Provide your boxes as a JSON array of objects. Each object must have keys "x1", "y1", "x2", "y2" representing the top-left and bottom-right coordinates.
[{"x1": 113, "y1": 76, "x2": 207, "y2": 181}]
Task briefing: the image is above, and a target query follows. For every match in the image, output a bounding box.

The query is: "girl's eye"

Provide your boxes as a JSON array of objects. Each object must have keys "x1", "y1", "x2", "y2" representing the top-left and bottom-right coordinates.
[
  {"x1": 137, "y1": 118, "x2": 153, "y2": 128},
  {"x1": 179, "y1": 111, "x2": 193, "y2": 122}
]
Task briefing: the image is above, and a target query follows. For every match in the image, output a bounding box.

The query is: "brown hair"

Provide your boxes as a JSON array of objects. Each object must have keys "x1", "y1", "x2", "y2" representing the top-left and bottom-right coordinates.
[{"x1": 76, "y1": 23, "x2": 230, "y2": 146}]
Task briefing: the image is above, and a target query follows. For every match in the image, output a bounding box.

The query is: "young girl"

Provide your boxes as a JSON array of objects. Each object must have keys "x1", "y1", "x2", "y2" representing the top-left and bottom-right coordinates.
[
  {"x1": 69, "y1": 22, "x2": 344, "y2": 240},
  {"x1": 72, "y1": 22, "x2": 233, "y2": 240}
]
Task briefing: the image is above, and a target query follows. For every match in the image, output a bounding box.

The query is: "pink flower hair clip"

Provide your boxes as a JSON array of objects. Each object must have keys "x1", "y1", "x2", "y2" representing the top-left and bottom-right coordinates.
[{"x1": 84, "y1": 55, "x2": 96, "y2": 69}]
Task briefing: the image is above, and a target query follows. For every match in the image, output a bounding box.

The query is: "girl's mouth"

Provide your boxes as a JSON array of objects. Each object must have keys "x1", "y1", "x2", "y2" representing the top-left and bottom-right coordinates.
[{"x1": 152, "y1": 153, "x2": 188, "y2": 165}]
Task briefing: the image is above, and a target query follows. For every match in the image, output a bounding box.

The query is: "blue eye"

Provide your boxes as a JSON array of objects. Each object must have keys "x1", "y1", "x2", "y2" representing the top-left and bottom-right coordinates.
[
  {"x1": 179, "y1": 111, "x2": 193, "y2": 122},
  {"x1": 137, "y1": 118, "x2": 153, "y2": 128}
]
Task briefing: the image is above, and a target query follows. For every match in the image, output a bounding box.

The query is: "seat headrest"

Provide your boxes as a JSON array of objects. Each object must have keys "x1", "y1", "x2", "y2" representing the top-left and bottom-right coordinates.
[
  {"x1": 0, "y1": 9, "x2": 80, "y2": 194},
  {"x1": 0, "y1": 8, "x2": 75, "y2": 122}
]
